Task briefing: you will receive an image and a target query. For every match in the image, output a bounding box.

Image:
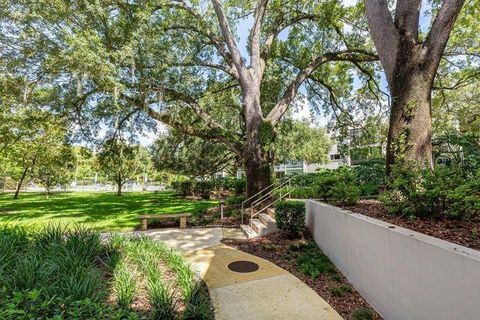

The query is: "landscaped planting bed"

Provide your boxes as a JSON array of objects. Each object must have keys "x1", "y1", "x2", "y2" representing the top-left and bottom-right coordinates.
[
  {"x1": 338, "y1": 199, "x2": 480, "y2": 251},
  {"x1": 223, "y1": 232, "x2": 381, "y2": 320},
  {"x1": 0, "y1": 225, "x2": 213, "y2": 319}
]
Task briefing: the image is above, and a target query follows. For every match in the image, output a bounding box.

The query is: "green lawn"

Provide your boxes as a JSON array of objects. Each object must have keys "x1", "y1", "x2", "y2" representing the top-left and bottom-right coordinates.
[{"x1": 0, "y1": 191, "x2": 217, "y2": 231}]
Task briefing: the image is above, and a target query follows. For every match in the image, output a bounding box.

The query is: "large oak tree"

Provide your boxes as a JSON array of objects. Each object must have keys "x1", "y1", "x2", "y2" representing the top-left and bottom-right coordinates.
[{"x1": 365, "y1": 0, "x2": 466, "y2": 173}]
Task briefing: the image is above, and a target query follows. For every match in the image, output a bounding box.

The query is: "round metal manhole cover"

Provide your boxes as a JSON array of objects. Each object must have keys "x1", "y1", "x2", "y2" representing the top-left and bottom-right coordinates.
[{"x1": 227, "y1": 260, "x2": 260, "y2": 273}]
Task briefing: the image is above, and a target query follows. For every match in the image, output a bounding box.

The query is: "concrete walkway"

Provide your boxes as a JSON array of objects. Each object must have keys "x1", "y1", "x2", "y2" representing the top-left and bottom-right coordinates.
[{"x1": 143, "y1": 228, "x2": 342, "y2": 320}]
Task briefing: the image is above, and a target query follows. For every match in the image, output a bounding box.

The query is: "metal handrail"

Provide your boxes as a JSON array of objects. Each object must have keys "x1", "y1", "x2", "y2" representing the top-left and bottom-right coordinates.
[
  {"x1": 241, "y1": 176, "x2": 294, "y2": 224},
  {"x1": 250, "y1": 190, "x2": 292, "y2": 224},
  {"x1": 241, "y1": 180, "x2": 277, "y2": 224},
  {"x1": 250, "y1": 177, "x2": 293, "y2": 208}
]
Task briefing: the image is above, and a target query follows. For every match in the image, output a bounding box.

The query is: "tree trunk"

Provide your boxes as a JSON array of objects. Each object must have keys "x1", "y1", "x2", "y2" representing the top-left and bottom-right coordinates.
[
  {"x1": 117, "y1": 176, "x2": 122, "y2": 196},
  {"x1": 244, "y1": 154, "x2": 271, "y2": 200},
  {"x1": 13, "y1": 167, "x2": 29, "y2": 200},
  {"x1": 243, "y1": 98, "x2": 272, "y2": 199},
  {"x1": 386, "y1": 45, "x2": 434, "y2": 174}
]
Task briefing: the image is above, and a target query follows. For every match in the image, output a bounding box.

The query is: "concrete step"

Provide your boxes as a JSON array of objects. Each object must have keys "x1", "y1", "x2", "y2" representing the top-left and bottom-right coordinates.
[
  {"x1": 258, "y1": 213, "x2": 279, "y2": 233},
  {"x1": 240, "y1": 224, "x2": 258, "y2": 239},
  {"x1": 267, "y1": 207, "x2": 276, "y2": 218},
  {"x1": 251, "y1": 219, "x2": 269, "y2": 236}
]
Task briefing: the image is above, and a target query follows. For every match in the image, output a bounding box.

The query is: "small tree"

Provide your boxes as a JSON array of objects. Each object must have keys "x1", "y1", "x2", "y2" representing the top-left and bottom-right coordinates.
[
  {"x1": 97, "y1": 139, "x2": 143, "y2": 196},
  {"x1": 33, "y1": 143, "x2": 75, "y2": 195}
]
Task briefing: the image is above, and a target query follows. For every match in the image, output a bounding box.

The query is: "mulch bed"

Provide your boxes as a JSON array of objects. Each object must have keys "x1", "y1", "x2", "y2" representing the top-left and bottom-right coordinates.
[
  {"x1": 141, "y1": 204, "x2": 243, "y2": 230},
  {"x1": 223, "y1": 232, "x2": 382, "y2": 320},
  {"x1": 336, "y1": 200, "x2": 480, "y2": 251}
]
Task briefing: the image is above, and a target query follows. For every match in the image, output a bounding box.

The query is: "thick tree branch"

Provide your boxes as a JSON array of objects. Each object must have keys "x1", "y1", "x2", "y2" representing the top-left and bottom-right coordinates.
[
  {"x1": 394, "y1": 0, "x2": 422, "y2": 40},
  {"x1": 211, "y1": 0, "x2": 249, "y2": 87},
  {"x1": 120, "y1": 91, "x2": 243, "y2": 157},
  {"x1": 424, "y1": 0, "x2": 466, "y2": 68},
  {"x1": 250, "y1": 0, "x2": 269, "y2": 81},
  {"x1": 365, "y1": 0, "x2": 399, "y2": 87},
  {"x1": 267, "y1": 50, "x2": 378, "y2": 124}
]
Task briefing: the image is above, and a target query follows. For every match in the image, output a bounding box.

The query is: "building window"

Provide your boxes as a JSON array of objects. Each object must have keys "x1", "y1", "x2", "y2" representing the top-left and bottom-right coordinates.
[{"x1": 330, "y1": 154, "x2": 343, "y2": 160}]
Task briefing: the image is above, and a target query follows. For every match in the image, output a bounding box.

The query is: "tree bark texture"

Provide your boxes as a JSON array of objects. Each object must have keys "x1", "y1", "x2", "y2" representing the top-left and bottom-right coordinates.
[
  {"x1": 13, "y1": 167, "x2": 29, "y2": 200},
  {"x1": 365, "y1": 0, "x2": 465, "y2": 173}
]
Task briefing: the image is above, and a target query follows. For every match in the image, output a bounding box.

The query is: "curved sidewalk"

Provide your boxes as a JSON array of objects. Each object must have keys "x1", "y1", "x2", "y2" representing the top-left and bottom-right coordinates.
[{"x1": 144, "y1": 228, "x2": 342, "y2": 320}]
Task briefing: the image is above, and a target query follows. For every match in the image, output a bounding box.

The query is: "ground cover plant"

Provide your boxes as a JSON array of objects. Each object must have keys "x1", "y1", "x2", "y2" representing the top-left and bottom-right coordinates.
[
  {"x1": 0, "y1": 224, "x2": 213, "y2": 320},
  {"x1": 111, "y1": 234, "x2": 214, "y2": 319},
  {"x1": 222, "y1": 232, "x2": 380, "y2": 320},
  {"x1": 0, "y1": 192, "x2": 217, "y2": 231}
]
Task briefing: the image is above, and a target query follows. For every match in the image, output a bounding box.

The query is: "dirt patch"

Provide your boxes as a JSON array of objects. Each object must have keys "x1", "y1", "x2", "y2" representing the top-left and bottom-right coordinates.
[
  {"x1": 222, "y1": 232, "x2": 381, "y2": 320},
  {"x1": 336, "y1": 200, "x2": 480, "y2": 251}
]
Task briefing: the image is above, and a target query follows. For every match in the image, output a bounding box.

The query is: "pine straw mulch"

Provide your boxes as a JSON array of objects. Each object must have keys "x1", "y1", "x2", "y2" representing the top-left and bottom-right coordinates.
[
  {"x1": 222, "y1": 232, "x2": 382, "y2": 320},
  {"x1": 336, "y1": 200, "x2": 480, "y2": 251}
]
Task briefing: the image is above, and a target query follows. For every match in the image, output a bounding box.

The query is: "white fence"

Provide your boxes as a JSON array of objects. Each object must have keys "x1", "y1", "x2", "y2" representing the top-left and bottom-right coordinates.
[{"x1": 305, "y1": 200, "x2": 480, "y2": 320}]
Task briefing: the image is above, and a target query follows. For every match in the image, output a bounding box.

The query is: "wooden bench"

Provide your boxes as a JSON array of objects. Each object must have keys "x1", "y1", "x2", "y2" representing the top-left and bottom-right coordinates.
[{"x1": 138, "y1": 213, "x2": 191, "y2": 231}]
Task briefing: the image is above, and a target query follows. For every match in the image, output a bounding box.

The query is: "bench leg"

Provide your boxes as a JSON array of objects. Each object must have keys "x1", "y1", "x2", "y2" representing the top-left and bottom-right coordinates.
[
  {"x1": 140, "y1": 218, "x2": 148, "y2": 231},
  {"x1": 180, "y1": 217, "x2": 187, "y2": 229}
]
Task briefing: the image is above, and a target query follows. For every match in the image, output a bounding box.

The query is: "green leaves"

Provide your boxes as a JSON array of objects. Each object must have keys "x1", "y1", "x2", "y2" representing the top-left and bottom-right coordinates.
[{"x1": 274, "y1": 119, "x2": 332, "y2": 164}]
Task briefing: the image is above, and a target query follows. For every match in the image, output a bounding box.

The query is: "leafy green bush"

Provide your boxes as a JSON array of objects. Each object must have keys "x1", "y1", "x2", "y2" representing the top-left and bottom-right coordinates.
[
  {"x1": 330, "y1": 182, "x2": 361, "y2": 205},
  {"x1": 172, "y1": 181, "x2": 194, "y2": 197},
  {"x1": 194, "y1": 181, "x2": 213, "y2": 199},
  {"x1": 353, "y1": 161, "x2": 386, "y2": 197},
  {"x1": 290, "y1": 187, "x2": 318, "y2": 199},
  {"x1": 447, "y1": 172, "x2": 480, "y2": 218},
  {"x1": 380, "y1": 165, "x2": 465, "y2": 217},
  {"x1": 232, "y1": 179, "x2": 246, "y2": 195},
  {"x1": 314, "y1": 168, "x2": 361, "y2": 204},
  {"x1": 288, "y1": 173, "x2": 319, "y2": 187},
  {"x1": 275, "y1": 201, "x2": 305, "y2": 237},
  {"x1": 173, "y1": 180, "x2": 214, "y2": 198},
  {"x1": 315, "y1": 170, "x2": 343, "y2": 199},
  {"x1": 225, "y1": 195, "x2": 246, "y2": 205}
]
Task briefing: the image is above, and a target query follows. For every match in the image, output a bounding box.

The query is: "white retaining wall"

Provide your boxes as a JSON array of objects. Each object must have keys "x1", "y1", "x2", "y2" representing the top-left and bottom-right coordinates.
[{"x1": 305, "y1": 200, "x2": 480, "y2": 320}]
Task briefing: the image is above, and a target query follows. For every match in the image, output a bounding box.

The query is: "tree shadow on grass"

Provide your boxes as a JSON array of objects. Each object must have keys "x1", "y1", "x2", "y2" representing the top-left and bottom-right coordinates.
[{"x1": 0, "y1": 191, "x2": 218, "y2": 231}]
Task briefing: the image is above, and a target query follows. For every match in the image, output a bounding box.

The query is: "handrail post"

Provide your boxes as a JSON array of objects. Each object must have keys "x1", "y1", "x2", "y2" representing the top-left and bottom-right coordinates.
[
  {"x1": 241, "y1": 203, "x2": 244, "y2": 224},
  {"x1": 288, "y1": 180, "x2": 291, "y2": 199}
]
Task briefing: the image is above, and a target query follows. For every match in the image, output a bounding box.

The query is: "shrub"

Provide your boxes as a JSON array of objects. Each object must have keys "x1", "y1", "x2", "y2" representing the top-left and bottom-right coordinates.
[
  {"x1": 329, "y1": 182, "x2": 360, "y2": 205},
  {"x1": 290, "y1": 187, "x2": 318, "y2": 199},
  {"x1": 315, "y1": 170, "x2": 342, "y2": 199},
  {"x1": 313, "y1": 168, "x2": 361, "y2": 205},
  {"x1": 225, "y1": 195, "x2": 246, "y2": 205},
  {"x1": 275, "y1": 201, "x2": 305, "y2": 237},
  {"x1": 194, "y1": 181, "x2": 213, "y2": 199},
  {"x1": 380, "y1": 165, "x2": 464, "y2": 217},
  {"x1": 288, "y1": 173, "x2": 319, "y2": 187},
  {"x1": 447, "y1": 172, "x2": 480, "y2": 219},
  {"x1": 353, "y1": 161, "x2": 386, "y2": 197},
  {"x1": 232, "y1": 179, "x2": 246, "y2": 195},
  {"x1": 173, "y1": 181, "x2": 194, "y2": 197},
  {"x1": 351, "y1": 307, "x2": 375, "y2": 320}
]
